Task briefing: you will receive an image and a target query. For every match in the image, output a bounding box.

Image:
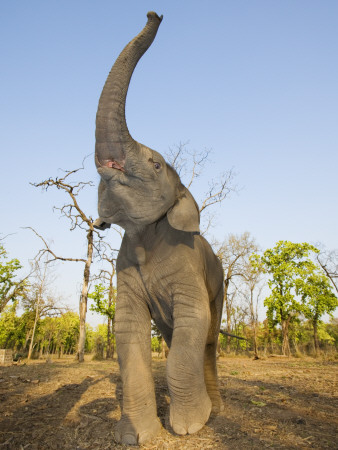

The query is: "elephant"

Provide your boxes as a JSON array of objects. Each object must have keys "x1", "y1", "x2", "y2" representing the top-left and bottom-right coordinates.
[{"x1": 94, "y1": 11, "x2": 224, "y2": 445}]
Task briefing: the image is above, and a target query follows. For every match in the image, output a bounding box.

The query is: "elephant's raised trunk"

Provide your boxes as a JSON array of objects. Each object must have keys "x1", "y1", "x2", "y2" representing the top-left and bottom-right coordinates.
[{"x1": 95, "y1": 11, "x2": 163, "y2": 168}]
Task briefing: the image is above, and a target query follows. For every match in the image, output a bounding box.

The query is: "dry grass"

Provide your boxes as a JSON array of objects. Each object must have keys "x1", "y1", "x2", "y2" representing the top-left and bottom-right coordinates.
[{"x1": 0, "y1": 355, "x2": 337, "y2": 449}]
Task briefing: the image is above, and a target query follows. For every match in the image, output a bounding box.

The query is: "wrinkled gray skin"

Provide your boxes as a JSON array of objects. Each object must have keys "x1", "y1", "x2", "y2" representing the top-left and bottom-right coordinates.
[{"x1": 94, "y1": 12, "x2": 224, "y2": 446}]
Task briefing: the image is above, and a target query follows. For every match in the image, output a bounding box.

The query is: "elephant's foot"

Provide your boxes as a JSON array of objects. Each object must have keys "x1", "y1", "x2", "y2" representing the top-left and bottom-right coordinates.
[
  {"x1": 169, "y1": 393, "x2": 212, "y2": 435},
  {"x1": 115, "y1": 414, "x2": 162, "y2": 445}
]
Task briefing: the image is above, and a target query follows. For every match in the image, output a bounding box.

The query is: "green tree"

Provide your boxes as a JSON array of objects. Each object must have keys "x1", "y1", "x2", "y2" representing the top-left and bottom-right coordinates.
[
  {"x1": 0, "y1": 301, "x2": 19, "y2": 348},
  {"x1": 296, "y1": 272, "x2": 338, "y2": 353},
  {"x1": 88, "y1": 284, "x2": 116, "y2": 358},
  {"x1": 252, "y1": 241, "x2": 319, "y2": 356},
  {"x1": 151, "y1": 336, "x2": 161, "y2": 354},
  {"x1": 0, "y1": 304, "x2": 34, "y2": 353},
  {"x1": 0, "y1": 244, "x2": 29, "y2": 313},
  {"x1": 85, "y1": 323, "x2": 94, "y2": 353},
  {"x1": 57, "y1": 312, "x2": 80, "y2": 355},
  {"x1": 91, "y1": 245, "x2": 118, "y2": 359},
  {"x1": 326, "y1": 318, "x2": 338, "y2": 349},
  {"x1": 91, "y1": 324, "x2": 110, "y2": 360},
  {"x1": 37, "y1": 316, "x2": 58, "y2": 356}
]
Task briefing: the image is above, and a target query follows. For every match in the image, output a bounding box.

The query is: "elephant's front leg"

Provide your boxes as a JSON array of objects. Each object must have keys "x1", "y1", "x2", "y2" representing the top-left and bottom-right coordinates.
[
  {"x1": 167, "y1": 285, "x2": 212, "y2": 435},
  {"x1": 114, "y1": 275, "x2": 161, "y2": 445}
]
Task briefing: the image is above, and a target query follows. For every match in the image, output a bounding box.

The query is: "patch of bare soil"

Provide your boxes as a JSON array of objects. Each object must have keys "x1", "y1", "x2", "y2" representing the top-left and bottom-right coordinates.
[{"x1": 0, "y1": 356, "x2": 337, "y2": 449}]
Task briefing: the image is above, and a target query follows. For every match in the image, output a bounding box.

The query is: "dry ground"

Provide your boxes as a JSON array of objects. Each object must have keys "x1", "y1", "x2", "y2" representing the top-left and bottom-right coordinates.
[{"x1": 0, "y1": 355, "x2": 337, "y2": 449}]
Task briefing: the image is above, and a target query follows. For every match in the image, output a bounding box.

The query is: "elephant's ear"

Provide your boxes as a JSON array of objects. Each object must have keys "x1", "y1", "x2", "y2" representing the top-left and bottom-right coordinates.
[{"x1": 167, "y1": 187, "x2": 200, "y2": 233}]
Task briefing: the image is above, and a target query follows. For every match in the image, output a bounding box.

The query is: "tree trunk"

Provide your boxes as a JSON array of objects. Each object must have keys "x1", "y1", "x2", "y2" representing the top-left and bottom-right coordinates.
[
  {"x1": 46, "y1": 337, "x2": 51, "y2": 355},
  {"x1": 313, "y1": 319, "x2": 320, "y2": 355},
  {"x1": 252, "y1": 323, "x2": 258, "y2": 359},
  {"x1": 77, "y1": 229, "x2": 93, "y2": 363},
  {"x1": 77, "y1": 296, "x2": 87, "y2": 363},
  {"x1": 250, "y1": 288, "x2": 259, "y2": 359},
  {"x1": 28, "y1": 297, "x2": 40, "y2": 360},
  {"x1": 217, "y1": 334, "x2": 221, "y2": 355},
  {"x1": 27, "y1": 321, "x2": 37, "y2": 360},
  {"x1": 267, "y1": 326, "x2": 272, "y2": 354},
  {"x1": 226, "y1": 308, "x2": 231, "y2": 353},
  {"x1": 106, "y1": 274, "x2": 114, "y2": 359},
  {"x1": 224, "y1": 278, "x2": 232, "y2": 353},
  {"x1": 25, "y1": 327, "x2": 34, "y2": 351},
  {"x1": 106, "y1": 316, "x2": 113, "y2": 359},
  {"x1": 281, "y1": 318, "x2": 291, "y2": 356},
  {"x1": 318, "y1": 258, "x2": 338, "y2": 294},
  {"x1": 293, "y1": 337, "x2": 299, "y2": 354}
]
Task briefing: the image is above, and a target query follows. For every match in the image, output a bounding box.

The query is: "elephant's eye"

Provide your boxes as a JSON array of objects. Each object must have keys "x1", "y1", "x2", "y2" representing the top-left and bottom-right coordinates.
[{"x1": 154, "y1": 162, "x2": 161, "y2": 170}]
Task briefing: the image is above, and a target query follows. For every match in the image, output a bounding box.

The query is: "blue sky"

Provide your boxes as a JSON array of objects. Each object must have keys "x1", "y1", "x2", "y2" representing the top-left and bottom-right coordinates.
[{"x1": 1, "y1": 1, "x2": 337, "y2": 323}]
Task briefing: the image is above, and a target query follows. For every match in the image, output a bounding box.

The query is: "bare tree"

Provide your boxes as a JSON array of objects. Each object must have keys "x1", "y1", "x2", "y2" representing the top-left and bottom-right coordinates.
[
  {"x1": 28, "y1": 165, "x2": 101, "y2": 362},
  {"x1": 165, "y1": 142, "x2": 236, "y2": 234},
  {"x1": 167, "y1": 143, "x2": 246, "y2": 353},
  {"x1": 240, "y1": 262, "x2": 264, "y2": 359},
  {"x1": 232, "y1": 304, "x2": 250, "y2": 354},
  {"x1": 316, "y1": 247, "x2": 338, "y2": 294},
  {"x1": 217, "y1": 232, "x2": 259, "y2": 353},
  {"x1": 165, "y1": 141, "x2": 211, "y2": 187},
  {"x1": 23, "y1": 260, "x2": 64, "y2": 360}
]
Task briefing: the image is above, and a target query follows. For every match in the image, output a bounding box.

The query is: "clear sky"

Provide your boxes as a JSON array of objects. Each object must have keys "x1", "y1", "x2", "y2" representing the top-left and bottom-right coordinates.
[{"x1": 1, "y1": 1, "x2": 337, "y2": 323}]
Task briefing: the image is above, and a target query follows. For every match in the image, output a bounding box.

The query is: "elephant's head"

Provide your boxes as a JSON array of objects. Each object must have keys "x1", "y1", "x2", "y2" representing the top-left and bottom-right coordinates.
[{"x1": 94, "y1": 12, "x2": 200, "y2": 234}]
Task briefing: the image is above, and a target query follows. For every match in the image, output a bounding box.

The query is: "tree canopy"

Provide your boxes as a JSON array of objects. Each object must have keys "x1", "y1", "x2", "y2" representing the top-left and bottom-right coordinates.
[
  {"x1": 251, "y1": 241, "x2": 337, "y2": 355},
  {"x1": 0, "y1": 244, "x2": 28, "y2": 313},
  {"x1": 88, "y1": 284, "x2": 116, "y2": 321},
  {"x1": 252, "y1": 241, "x2": 319, "y2": 355}
]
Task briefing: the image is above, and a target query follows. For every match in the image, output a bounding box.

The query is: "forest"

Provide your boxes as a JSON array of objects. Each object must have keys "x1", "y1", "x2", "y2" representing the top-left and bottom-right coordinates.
[
  {"x1": 1, "y1": 216, "x2": 337, "y2": 362},
  {"x1": 1, "y1": 148, "x2": 337, "y2": 362}
]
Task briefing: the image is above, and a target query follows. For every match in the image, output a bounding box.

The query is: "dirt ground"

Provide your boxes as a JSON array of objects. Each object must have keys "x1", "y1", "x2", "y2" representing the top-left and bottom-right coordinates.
[{"x1": 0, "y1": 355, "x2": 337, "y2": 449}]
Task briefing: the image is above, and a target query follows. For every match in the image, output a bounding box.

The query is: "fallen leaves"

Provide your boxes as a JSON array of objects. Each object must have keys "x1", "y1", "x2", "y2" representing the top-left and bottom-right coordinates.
[{"x1": 250, "y1": 400, "x2": 267, "y2": 407}]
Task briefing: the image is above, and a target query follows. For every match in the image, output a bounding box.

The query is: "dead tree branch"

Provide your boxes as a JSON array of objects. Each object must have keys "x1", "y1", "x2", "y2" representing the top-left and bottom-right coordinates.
[
  {"x1": 29, "y1": 165, "x2": 101, "y2": 362},
  {"x1": 200, "y1": 169, "x2": 236, "y2": 213},
  {"x1": 317, "y1": 248, "x2": 338, "y2": 294}
]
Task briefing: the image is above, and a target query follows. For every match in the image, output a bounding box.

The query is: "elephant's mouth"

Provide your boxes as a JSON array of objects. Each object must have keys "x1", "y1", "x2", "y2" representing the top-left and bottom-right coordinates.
[
  {"x1": 95, "y1": 154, "x2": 126, "y2": 173},
  {"x1": 102, "y1": 159, "x2": 126, "y2": 173}
]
